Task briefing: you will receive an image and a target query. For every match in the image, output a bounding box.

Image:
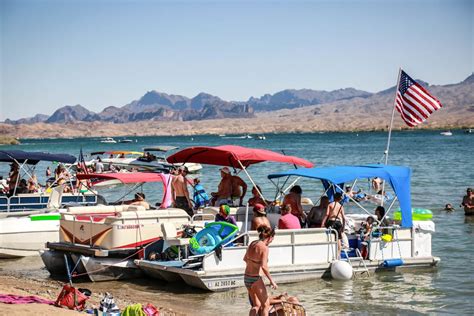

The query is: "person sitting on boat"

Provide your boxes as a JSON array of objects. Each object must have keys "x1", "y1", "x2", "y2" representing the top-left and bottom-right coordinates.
[
  {"x1": 124, "y1": 192, "x2": 150, "y2": 209},
  {"x1": 248, "y1": 185, "x2": 271, "y2": 207},
  {"x1": 461, "y1": 188, "x2": 474, "y2": 215},
  {"x1": 251, "y1": 203, "x2": 271, "y2": 231},
  {"x1": 321, "y1": 192, "x2": 346, "y2": 256},
  {"x1": 46, "y1": 166, "x2": 51, "y2": 177},
  {"x1": 0, "y1": 176, "x2": 7, "y2": 194},
  {"x1": 283, "y1": 185, "x2": 306, "y2": 227},
  {"x1": 211, "y1": 167, "x2": 233, "y2": 206},
  {"x1": 171, "y1": 167, "x2": 193, "y2": 217},
  {"x1": 95, "y1": 158, "x2": 104, "y2": 173},
  {"x1": 7, "y1": 163, "x2": 19, "y2": 196},
  {"x1": 215, "y1": 204, "x2": 237, "y2": 226},
  {"x1": 243, "y1": 226, "x2": 278, "y2": 316},
  {"x1": 231, "y1": 173, "x2": 247, "y2": 207},
  {"x1": 192, "y1": 178, "x2": 210, "y2": 209},
  {"x1": 307, "y1": 196, "x2": 329, "y2": 228},
  {"x1": 278, "y1": 204, "x2": 301, "y2": 230},
  {"x1": 359, "y1": 216, "x2": 375, "y2": 259},
  {"x1": 27, "y1": 174, "x2": 39, "y2": 193},
  {"x1": 374, "y1": 206, "x2": 390, "y2": 227},
  {"x1": 16, "y1": 179, "x2": 29, "y2": 194}
]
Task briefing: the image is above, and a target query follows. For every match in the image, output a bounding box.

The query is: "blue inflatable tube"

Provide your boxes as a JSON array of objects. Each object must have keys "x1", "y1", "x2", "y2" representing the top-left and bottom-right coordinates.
[{"x1": 383, "y1": 258, "x2": 404, "y2": 267}]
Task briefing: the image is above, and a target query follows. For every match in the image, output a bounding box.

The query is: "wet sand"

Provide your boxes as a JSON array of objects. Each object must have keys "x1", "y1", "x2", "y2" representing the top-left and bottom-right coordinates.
[{"x1": 0, "y1": 257, "x2": 188, "y2": 315}]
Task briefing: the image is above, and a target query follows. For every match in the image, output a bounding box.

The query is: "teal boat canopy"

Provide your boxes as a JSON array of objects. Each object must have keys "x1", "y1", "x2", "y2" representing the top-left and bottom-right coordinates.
[{"x1": 268, "y1": 164, "x2": 413, "y2": 227}]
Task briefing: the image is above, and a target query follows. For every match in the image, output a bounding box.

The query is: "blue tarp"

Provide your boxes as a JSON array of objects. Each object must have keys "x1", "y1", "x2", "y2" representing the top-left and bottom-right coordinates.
[
  {"x1": 268, "y1": 164, "x2": 413, "y2": 227},
  {"x1": 0, "y1": 150, "x2": 76, "y2": 165}
]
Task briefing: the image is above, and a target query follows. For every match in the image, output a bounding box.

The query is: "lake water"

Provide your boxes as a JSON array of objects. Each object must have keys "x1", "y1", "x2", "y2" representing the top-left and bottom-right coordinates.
[{"x1": 1, "y1": 131, "x2": 473, "y2": 314}]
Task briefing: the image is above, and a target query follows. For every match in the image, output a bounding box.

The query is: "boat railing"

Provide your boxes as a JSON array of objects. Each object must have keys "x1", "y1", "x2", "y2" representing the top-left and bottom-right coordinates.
[
  {"x1": 366, "y1": 225, "x2": 414, "y2": 260},
  {"x1": 202, "y1": 228, "x2": 339, "y2": 269}
]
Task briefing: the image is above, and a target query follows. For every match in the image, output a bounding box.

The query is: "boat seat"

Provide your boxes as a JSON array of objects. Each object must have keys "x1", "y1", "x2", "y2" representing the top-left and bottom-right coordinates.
[
  {"x1": 161, "y1": 222, "x2": 189, "y2": 260},
  {"x1": 47, "y1": 184, "x2": 64, "y2": 209}
]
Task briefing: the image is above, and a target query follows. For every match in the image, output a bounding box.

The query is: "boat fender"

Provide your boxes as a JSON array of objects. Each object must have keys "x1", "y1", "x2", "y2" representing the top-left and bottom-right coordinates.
[
  {"x1": 383, "y1": 258, "x2": 404, "y2": 267},
  {"x1": 330, "y1": 260, "x2": 353, "y2": 280}
]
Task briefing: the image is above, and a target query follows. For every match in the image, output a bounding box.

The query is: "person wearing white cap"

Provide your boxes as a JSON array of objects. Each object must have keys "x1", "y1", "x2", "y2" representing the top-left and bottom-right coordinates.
[{"x1": 210, "y1": 167, "x2": 233, "y2": 206}]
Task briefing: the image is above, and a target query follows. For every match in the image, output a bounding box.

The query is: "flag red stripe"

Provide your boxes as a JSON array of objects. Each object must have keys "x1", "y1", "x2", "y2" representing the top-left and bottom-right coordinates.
[
  {"x1": 402, "y1": 94, "x2": 430, "y2": 119},
  {"x1": 410, "y1": 85, "x2": 441, "y2": 111},
  {"x1": 400, "y1": 96, "x2": 426, "y2": 122},
  {"x1": 412, "y1": 83, "x2": 442, "y2": 109},
  {"x1": 396, "y1": 96, "x2": 417, "y2": 127},
  {"x1": 405, "y1": 89, "x2": 434, "y2": 115}
]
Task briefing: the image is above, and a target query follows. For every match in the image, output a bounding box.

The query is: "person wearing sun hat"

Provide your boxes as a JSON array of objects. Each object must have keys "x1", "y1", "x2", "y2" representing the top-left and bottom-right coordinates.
[
  {"x1": 211, "y1": 167, "x2": 233, "y2": 206},
  {"x1": 251, "y1": 203, "x2": 271, "y2": 230},
  {"x1": 215, "y1": 203, "x2": 237, "y2": 225}
]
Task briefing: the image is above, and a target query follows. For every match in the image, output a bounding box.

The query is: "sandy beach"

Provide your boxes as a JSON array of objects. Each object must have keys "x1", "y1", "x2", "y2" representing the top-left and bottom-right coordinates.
[{"x1": 0, "y1": 274, "x2": 185, "y2": 315}]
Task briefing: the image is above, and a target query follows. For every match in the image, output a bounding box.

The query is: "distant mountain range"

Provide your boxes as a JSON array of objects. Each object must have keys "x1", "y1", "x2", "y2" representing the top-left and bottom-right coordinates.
[{"x1": 4, "y1": 73, "x2": 474, "y2": 125}]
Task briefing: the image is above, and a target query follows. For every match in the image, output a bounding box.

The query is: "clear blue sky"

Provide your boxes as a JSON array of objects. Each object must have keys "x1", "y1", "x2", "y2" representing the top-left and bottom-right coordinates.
[{"x1": 1, "y1": 0, "x2": 472, "y2": 120}]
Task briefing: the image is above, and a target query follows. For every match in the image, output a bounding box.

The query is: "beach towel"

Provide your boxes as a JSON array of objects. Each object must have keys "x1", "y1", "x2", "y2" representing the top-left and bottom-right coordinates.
[{"x1": 0, "y1": 293, "x2": 54, "y2": 305}]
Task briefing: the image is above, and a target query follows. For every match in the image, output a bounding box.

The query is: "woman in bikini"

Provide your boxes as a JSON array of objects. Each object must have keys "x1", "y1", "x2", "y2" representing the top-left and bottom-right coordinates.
[{"x1": 243, "y1": 226, "x2": 278, "y2": 316}]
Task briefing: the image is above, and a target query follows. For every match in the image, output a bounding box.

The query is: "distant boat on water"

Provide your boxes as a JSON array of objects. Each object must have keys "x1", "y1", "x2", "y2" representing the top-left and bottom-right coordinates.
[
  {"x1": 100, "y1": 137, "x2": 117, "y2": 143},
  {"x1": 118, "y1": 138, "x2": 134, "y2": 143},
  {"x1": 464, "y1": 128, "x2": 472, "y2": 134},
  {"x1": 256, "y1": 135, "x2": 266, "y2": 140},
  {"x1": 440, "y1": 131, "x2": 453, "y2": 136}
]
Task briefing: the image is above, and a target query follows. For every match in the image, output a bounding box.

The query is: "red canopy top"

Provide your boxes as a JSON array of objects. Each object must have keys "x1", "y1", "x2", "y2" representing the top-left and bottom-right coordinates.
[
  {"x1": 77, "y1": 172, "x2": 167, "y2": 184},
  {"x1": 167, "y1": 145, "x2": 314, "y2": 169}
]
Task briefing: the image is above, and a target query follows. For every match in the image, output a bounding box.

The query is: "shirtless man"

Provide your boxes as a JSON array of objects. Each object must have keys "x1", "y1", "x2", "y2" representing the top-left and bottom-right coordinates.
[
  {"x1": 243, "y1": 226, "x2": 277, "y2": 316},
  {"x1": 307, "y1": 196, "x2": 329, "y2": 228},
  {"x1": 321, "y1": 193, "x2": 346, "y2": 256},
  {"x1": 125, "y1": 192, "x2": 150, "y2": 209},
  {"x1": 211, "y1": 167, "x2": 233, "y2": 206},
  {"x1": 462, "y1": 188, "x2": 474, "y2": 215},
  {"x1": 172, "y1": 167, "x2": 193, "y2": 216},
  {"x1": 283, "y1": 185, "x2": 305, "y2": 226},
  {"x1": 231, "y1": 174, "x2": 247, "y2": 206},
  {"x1": 251, "y1": 203, "x2": 271, "y2": 230}
]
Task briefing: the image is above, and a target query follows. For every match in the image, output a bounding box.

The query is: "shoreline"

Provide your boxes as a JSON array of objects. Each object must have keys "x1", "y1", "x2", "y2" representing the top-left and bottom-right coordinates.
[
  {"x1": 0, "y1": 274, "x2": 187, "y2": 315},
  {"x1": 4, "y1": 124, "x2": 473, "y2": 141}
]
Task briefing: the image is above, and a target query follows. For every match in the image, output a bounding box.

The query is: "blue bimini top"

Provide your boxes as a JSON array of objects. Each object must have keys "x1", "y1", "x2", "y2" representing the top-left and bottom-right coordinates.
[
  {"x1": 268, "y1": 164, "x2": 413, "y2": 227},
  {"x1": 0, "y1": 150, "x2": 76, "y2": 165}
]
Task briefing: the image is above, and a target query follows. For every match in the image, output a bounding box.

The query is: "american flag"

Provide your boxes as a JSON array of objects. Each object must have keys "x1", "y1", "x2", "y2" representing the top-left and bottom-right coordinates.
[{"x1": 395, "y1": 70, "x2": 442, "y2": 127}]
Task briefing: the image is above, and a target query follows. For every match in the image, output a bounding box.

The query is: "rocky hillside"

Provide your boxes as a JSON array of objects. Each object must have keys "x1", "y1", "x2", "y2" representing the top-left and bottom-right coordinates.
[{"x1": 4, "y1": 73, "x2": 473, "y2": 126}]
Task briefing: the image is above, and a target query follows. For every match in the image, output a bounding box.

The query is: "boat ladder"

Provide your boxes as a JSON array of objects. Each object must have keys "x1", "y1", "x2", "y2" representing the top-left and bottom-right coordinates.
[{"x1": 342, "y1": 248, "x2": 370, "y2": 278}]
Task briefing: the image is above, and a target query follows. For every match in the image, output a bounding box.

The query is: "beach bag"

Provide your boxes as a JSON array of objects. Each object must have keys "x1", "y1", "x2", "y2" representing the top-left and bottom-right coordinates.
[{"x1": 54, "y1": 284, "x2": 89, "y2": 311}]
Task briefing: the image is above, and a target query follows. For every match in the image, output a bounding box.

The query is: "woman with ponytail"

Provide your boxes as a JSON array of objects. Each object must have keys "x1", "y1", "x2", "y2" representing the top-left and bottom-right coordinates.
[{"x1": 243, "y1": 226, "x2": 278, "y2": 316}]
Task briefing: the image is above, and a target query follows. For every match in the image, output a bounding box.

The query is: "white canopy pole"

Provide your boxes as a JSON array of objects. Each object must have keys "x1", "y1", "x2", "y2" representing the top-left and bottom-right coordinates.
[
  {"x1": 384, "y1": 67, "x2": 403, "y2": 166},
  {"x1": 237, "y1": 160, "x2": 267, "y2": 205}
]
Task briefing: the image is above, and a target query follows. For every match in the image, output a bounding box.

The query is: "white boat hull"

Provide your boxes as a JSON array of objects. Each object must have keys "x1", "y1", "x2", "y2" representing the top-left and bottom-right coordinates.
[
  {"x1": 0, "y1": 214, "x2": 59, "y2": 258},
  {"x1": 136, "y1": 222, "x2": 439, "y2": 291}
]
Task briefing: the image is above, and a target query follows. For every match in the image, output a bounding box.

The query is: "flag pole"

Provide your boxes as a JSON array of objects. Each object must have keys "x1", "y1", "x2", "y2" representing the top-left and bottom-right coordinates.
[{"x1": 384, "y1": 67, "x2": 402, "y2": 165}]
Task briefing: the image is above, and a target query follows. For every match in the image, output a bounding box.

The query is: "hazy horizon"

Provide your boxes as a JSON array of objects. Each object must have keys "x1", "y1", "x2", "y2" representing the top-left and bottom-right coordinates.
[{"x1": 1, "y1": 0, "x2": 472, "y2": 120}]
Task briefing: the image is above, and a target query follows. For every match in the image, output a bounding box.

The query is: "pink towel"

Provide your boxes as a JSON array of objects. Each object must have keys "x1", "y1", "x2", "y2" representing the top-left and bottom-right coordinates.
[{"x1": 0, "y1": 294, "x2": 54, "y2": 305}]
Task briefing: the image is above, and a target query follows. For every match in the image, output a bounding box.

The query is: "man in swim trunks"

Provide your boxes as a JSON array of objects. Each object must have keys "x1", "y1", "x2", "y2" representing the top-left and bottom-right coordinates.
[
  {"x1": 283, "y1": 185, "x2": 306, "y2": 227},
  {"x1": 171, "y1": 167, "x2": 193, "y2": 217},
  {"x1": 321, "y1": 192, "x2": 346, "y2": 256},
  {"x1": 462, "y1": 188, "x2": 474, "y2": 215},
  {"x1": 231, "y1": 173, "x2": 247, "y2": 206}
]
